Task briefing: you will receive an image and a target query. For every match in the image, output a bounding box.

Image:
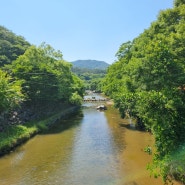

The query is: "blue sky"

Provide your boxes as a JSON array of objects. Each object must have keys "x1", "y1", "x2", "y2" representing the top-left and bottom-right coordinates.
[{"x1": 1, "y1": 0, "x2": 174, "y2": 64}]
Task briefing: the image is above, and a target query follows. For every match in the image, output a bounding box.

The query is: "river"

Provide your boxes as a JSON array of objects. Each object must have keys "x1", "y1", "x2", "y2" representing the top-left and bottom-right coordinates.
[{"x1": 0, "y1": 94, "x2": 181, "y2": 185}]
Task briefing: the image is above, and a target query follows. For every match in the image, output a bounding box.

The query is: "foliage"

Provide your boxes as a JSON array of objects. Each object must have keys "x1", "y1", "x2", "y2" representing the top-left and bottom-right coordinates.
[
  {"x1": 174, "y1": 0, "x2": 185, "y2": 7},
  {"x1": 5, "y1": 43, "x2": 84, "y2": 106},
  {"x1": 71, "y1": 59, "x2": 109, "y2": 70},
  {"x1": 0, "y1": 69, "x2": 24, "y2": 114},
  {"x1": 69, "y1": 92, "x2": 83, "y2": 105},
  {"x1": 0, "y1": 124, "x2": 37, "y2": 155},
  {"x1": 148, "y1": 144, "x2": 185, "y2": 184},
  {"x1": 71, "y1": 60, "x2": 108, "y2": 91},
  {"x1": 0, "y1": 106, "x2": 79, "y2": 155},
  {"x1": 72, "y1": 66, "x2": 106, "y2": 91},
  {"x1": 72, "y1": 67, "x2": 106, "y2": 78},
  {"x1": 0, "y1": 26, "x2": 30, "y2": 66},
  {"x1": 103, "y1": 2, "x2": 185, "y2": 183},
  {"x1": 0, "y1": 26, "x2": 85, "y2": 156}
]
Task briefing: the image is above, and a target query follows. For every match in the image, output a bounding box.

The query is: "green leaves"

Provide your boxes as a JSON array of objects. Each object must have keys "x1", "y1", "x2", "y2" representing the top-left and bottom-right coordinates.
[
  {"x1": 7, "y1": 44, "x2": 84, "y2": 106},
  {"x1": 0, "y1": 26, "x2": 30, "y2": 66},
  {"x1": 174, "y1": 0, "x2": 185, "y2": 7},
  {"x1": 0, "y1": 69, "x2": 24, "y2": 114},
  {"x1": 103, "y1": 2, "x2": 185, "y2": 183},
  {"x1": 115, "y1": 41, "x2": 133, "y2": 60}
]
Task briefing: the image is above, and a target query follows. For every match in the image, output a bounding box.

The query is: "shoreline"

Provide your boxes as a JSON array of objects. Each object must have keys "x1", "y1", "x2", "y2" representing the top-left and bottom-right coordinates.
[{"x1": 0, "y1": 105, "x2": 80, "y2": 157}]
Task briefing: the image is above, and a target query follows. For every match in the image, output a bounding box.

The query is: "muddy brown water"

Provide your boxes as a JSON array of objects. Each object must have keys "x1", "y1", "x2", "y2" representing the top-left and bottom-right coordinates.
[{"x1": 0, "y1": 97, "x2": 181, "y2": 185}]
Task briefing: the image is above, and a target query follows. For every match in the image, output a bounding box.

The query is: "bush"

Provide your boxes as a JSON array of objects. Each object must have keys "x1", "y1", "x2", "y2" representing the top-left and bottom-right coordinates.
[{"x1": 69, "y1": 92, "x2": 83, "y2": 105}]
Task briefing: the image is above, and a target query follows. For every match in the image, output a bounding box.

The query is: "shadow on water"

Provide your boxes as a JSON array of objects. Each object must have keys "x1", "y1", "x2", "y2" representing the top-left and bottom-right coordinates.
[{"x1": 40, "y1": 109, "x2": 84, "y2": 135}]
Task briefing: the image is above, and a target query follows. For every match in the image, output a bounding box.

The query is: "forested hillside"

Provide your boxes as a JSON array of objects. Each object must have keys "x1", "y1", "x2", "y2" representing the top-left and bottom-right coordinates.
[
  {"x1": 0, "y1": 26, "x2": 84, "y2": 129},
  {"x1": 103, "y1": 0, "x2": 185, "y2": 183},
  {"x1": 0, "y1": 26, "x2": 30, "y2": 66},
  {"x1": 71, "y1": 59, "x2": 109, "y2": 70},
  {"x1": 71, "y1": 60, "x2": 109, "y2": 91}
]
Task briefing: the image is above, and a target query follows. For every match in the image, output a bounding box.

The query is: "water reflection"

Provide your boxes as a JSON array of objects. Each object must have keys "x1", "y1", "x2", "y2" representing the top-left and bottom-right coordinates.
[
  {"x1": 0, "y1": 114, "x2": 83, "y2": 185},
  {"x1": 0, "y1": 99, "x2": 180, "y2": 185},
  {"x1": 62, "y1": 108, "x2": 123, "y2": 185}
]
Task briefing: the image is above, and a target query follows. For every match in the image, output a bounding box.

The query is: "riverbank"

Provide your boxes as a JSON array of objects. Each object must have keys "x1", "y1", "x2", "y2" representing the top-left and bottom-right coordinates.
[{"x1": 0, "y1": 105, "x2": 80, "y2": 156}]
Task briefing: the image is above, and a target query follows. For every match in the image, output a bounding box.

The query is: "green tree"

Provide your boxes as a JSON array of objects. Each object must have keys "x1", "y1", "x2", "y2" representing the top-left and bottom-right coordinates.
[
  {"x1": 0, "y1": 26, "x2": 30, "y2": 66},
  {"x1": 7, "y1": 44, "x2": 84, "y2": 106},
  {"x1": 103, "y1": 2, "x2": 185, "y2": 183},
  {"x1": 174, "y1": 0, "x2": 185, "y2": 7},
  {"x1": 0, "y1": 69, "x2": 24, "y2": 114}
]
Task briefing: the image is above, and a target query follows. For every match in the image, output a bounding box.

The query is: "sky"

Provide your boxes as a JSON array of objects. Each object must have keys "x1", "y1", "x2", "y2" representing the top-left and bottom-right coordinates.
[{"x1": 0, "y1": 0, "x2": 174, "y2": 64}]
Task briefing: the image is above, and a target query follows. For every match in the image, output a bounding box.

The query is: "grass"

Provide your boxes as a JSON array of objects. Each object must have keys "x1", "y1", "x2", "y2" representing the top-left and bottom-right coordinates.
[
  {"x1": 0, "y1": 106, "x2": 79, "y2": 156},
  {"x1": 165, "y1": 145, "x2": 185, "y2": 183},
  {"x1": 0, "y1": 124, "x2": 37, "y2": 155},
  {"x1": 154, "y1": 144, "x2": 185, "y2": 184}
]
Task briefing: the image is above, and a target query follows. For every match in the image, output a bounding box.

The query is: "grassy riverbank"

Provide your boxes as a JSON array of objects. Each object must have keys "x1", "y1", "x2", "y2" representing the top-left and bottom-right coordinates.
[
  {"x1": 159, "y1": 145, "x2": 185, "y2": 184},
  {"x1": 0, "y1": 106, "x2": 79, "y2": 156}
]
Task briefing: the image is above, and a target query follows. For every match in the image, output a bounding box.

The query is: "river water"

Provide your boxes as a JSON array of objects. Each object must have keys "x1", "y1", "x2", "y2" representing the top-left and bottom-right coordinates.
[{"x1": 0, "y1": 95, "x2": 181, "y2": 185}]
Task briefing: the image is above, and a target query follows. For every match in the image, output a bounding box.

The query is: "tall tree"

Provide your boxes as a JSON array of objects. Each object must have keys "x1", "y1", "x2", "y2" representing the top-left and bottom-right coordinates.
[
  {"x1": 7, "y1": 44, "x2": 84, "y2": 106},
  {"x1": 103, "y1": 2, "x2": 185, "y2": 183},
  {"x1": 0, "y1": 69, "x2": 24, "y2": 114}
]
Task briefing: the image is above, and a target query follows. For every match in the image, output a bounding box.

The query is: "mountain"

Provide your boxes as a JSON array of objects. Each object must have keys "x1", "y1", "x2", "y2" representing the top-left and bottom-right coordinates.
[
  {"x1": 71, "y1": 60, "x2": 109, "y2": 70},
  {"x1": 0, "y1": 25, "x2": 30, "y2": 66}
]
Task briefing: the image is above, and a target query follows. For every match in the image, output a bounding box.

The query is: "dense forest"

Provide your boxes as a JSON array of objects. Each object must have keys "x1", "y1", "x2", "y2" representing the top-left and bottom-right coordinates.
[
  {"x1": 1, "y1": 0, "x2": 185, "y2": 183},
  {"x1": 0, "y1": 26, "x2": 84, "y2": 129},
  {"x1": 103, "y1": 0, "x2": 185, "y2": 183},
  {"x1": 71, "y1": 60, "x2": 109, "y2": 91},
  {"x1": 71, "y1": 59, "x2": 109, "y2": 70},
  {"x1": 71, "y1": 66, "x2": 106, "y2": 91},
  {"x1": 0, "y1": 26, "x2": 30, "y2": 66}
]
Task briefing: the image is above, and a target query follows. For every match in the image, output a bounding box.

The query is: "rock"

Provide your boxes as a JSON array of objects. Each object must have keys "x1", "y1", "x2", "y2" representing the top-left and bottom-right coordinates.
[{"x1": 96, "y1": 105, "x2": 107, "y2": 110}]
